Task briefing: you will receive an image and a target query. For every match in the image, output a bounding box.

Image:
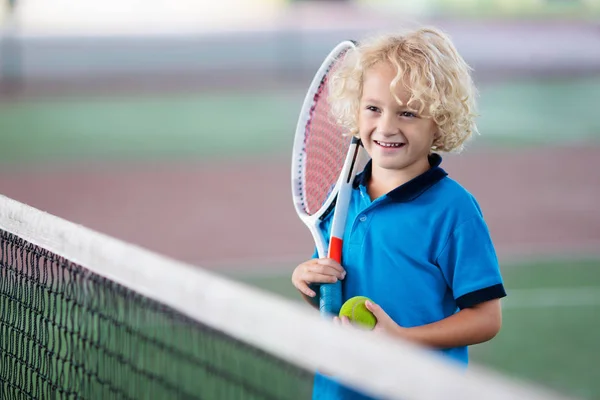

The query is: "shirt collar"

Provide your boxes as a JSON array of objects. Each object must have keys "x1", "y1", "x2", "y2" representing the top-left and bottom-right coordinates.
[{"x1": 353, "y1": 153, "x2": 448, "y2": 202}]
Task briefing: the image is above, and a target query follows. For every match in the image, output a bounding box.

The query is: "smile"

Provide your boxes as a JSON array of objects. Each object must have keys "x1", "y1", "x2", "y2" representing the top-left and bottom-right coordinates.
[{"x1": 374, "y1": 140, "x2": 405, "y2": 148}]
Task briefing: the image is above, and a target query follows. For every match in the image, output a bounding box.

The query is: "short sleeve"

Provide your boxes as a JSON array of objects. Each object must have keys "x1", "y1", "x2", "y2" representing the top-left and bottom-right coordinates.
[{"x1": 436, "y1": 215, "x2": 507, "y2": 309}]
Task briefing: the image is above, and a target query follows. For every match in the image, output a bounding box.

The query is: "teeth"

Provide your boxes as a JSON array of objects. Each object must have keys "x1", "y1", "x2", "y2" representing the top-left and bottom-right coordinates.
[{"x1": 375, "y1": 140, "x2": 403, "y2": 148}]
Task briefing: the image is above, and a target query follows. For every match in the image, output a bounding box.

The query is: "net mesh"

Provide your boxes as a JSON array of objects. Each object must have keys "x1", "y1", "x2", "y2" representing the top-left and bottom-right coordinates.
[
  {"x1": 302, "y1": 51, "x2": 353, "y2": 216},
  {"x1": 0, "y1": 195, "x2": 571, "y2": 400},
  {"x1": 0, "y1": 229, "x2": 312, "y2": 400}
]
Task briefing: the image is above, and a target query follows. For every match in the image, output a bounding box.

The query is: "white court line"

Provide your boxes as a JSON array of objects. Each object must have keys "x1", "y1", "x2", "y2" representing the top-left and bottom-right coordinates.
[
  {"x1": 205, "y1": 246, "x2": 600, "y2": 276},
  {"x1": 204, "y1": 240, "x2": 600, "y2": 269},
  {"x1": 503, "y1": 287, "x2": 600, "y2": 309},
  {"x1": 496, "y1": 241, "x2": 600, "y2": 266}
]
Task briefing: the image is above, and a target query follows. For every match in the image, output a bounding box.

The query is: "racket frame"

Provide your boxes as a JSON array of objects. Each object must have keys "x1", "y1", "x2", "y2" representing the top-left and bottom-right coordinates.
[
  {"x1": 291, "y1": 40, "x2": 366, "y2": 316},
  {"x1": 291, "y1": 40, "x2": 356, "y2": 259}
]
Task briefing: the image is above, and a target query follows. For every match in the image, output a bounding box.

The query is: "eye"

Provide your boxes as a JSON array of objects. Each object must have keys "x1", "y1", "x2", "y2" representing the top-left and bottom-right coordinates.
[
  {"x1": 366, "y1": 105, "x2": 380, "y2": 113},
  {"x1": 399, "y1": 111, "x2": 417, "y2": 118}
]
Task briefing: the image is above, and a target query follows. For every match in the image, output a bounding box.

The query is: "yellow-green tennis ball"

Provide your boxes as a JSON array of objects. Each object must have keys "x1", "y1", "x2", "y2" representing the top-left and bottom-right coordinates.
[{"x1": 339, "y1": 296, "x2": 377, "y2": 330}]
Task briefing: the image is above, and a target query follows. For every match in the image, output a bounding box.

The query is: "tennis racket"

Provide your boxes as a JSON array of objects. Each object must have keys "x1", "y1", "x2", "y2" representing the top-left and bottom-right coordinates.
[{"x1": 291, "y1": 40, "x2": 368, "y2": 317}]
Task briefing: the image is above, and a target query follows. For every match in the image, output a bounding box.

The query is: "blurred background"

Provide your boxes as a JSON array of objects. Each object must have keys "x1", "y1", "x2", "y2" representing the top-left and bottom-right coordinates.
[{"x1": 1, "y1": 0, "x2": 599, "y2": 398}]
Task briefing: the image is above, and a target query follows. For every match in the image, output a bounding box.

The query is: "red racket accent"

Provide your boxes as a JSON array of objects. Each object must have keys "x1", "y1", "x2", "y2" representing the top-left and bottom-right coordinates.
[{"x1": 328, "y1": 236, "x2": 343, "y2": 264}]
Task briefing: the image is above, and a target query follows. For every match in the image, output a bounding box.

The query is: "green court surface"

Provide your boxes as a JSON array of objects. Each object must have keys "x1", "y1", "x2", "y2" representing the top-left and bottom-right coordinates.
[
  {"x1": 1, "y1": 76, "x2": 599, "y2": 165},
  {"x1": 229, "y1": 259, "x2": 600, "y2": 399}
]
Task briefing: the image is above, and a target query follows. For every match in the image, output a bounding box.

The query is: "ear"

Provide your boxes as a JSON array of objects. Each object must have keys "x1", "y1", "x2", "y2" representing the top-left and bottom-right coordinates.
[{"x1": 430, "y1": 129, "x2": 441, "y2": 151}]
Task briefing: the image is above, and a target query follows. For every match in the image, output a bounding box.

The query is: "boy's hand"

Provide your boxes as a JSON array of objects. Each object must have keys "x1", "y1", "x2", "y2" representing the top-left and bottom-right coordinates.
[
  {"x1": 365, "y1": 300, "x2": 403, "y2": 336},
  {"x1": 333, "y1": 300, "x2": 403, "y2": 337},
  {"x1": 291, "y1": 258, "x2": 346, "y2": 298}
]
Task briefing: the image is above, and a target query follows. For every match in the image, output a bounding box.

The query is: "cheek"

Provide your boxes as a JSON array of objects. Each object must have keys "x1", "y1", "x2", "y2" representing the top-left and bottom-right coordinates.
[
  {"x1": 357, "y1": 111, "x2": 366, "y2": 127},
  {"x1": 357, "y1": 115, "x2": 370, "y2": 135},
  {"x1": 426, "y1": 119, "x2": 438, "y2": 136},
  {"x1": 358, "y1": 110, "x2": 378, "y2": 126},
  {"x1": 412, "y1": 122, "x2": 437, "y2": 143}
]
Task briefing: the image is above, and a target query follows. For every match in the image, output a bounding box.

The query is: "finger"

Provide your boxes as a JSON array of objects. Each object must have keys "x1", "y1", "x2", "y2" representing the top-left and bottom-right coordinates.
[
  {"x1": 303, "y1": 271, "x2": 341, "y2": 283},
  {"x1": 307, "y1": 264, "x2": 345, "y2": 279},
  {"x1": 340, "y1": 316, "x2": 352, "y2": 326},
  {"x1": 294, "y1": 281, "x2": 316, "y2": 297},
  {"x1": 365, "y1": 301, "x2": 388, "y2": 321},
  {"x1": 365, "y1": 300, "x2": 378, "y2": 313},
  {"x1": 316, "y1": 258, "x2": 346, "y2": 273}
]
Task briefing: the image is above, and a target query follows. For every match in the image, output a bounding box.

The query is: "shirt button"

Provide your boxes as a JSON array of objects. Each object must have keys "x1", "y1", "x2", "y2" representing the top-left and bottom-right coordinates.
[{"x1": 359, "y1": 215, "x2": 367, "y2": 222}]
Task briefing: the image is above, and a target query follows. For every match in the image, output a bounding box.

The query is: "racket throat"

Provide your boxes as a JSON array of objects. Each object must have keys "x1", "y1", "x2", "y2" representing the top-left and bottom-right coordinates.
[{"x1": 345, "y1": 137, "x2": 362, "y2": 184}]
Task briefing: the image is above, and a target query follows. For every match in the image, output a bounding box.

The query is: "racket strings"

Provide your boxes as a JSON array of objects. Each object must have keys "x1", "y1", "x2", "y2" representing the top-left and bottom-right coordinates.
[{"x1": 303, "y1": 69, "x2": 352, "y2": 216}]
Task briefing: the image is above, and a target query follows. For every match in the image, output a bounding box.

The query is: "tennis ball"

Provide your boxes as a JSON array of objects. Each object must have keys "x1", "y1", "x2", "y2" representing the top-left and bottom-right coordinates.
[{"x1": 339, "y1": 296, "x2": 377, "y2": 330}]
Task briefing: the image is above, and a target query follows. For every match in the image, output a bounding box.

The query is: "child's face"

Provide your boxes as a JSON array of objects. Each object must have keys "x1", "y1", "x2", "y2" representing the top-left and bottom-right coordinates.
[{"x1": 358, "y1": 62, "x2": 437, "y2": 176}]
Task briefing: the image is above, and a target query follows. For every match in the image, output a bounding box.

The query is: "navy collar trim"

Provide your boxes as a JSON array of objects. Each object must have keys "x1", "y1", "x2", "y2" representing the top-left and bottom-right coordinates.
[{"x1": 353, "y1": 153, "x2": 448, "y2": 202}]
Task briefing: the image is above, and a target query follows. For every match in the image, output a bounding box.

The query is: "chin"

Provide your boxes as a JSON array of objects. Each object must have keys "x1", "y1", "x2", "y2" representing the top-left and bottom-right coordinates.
[{"x1": 377, "y1": 161, "x2": 411, "y2": 171}]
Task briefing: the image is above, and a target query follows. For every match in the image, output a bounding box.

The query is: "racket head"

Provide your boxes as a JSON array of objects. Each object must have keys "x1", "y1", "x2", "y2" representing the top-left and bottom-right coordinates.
[{"x1": 291, "y1": 40, "x2": 357, "y2": 257}]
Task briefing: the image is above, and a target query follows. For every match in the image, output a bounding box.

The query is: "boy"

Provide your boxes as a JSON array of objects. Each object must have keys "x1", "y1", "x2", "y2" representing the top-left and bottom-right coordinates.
[{"x1": 291, "y1": 27, "x2": 506, "y2": 399}]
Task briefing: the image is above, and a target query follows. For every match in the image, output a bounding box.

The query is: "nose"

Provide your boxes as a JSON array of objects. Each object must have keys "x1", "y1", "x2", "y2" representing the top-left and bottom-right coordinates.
[{"x1": 377, "y1": 112, "x2": 399, "y2": 137}]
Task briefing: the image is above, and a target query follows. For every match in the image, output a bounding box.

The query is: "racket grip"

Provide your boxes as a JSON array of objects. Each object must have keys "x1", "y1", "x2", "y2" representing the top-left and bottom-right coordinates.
[{"x1": 320, "y1": 281, "x2": 343, "y2": 317}]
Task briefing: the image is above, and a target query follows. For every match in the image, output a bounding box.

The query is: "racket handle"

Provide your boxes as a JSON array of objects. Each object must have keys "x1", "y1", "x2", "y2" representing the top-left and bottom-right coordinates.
[
  {"x1": 320, "y1": 281, "x2": 343, "y2": 317},
  {"x1": 320, "y1": 236, "x2": 344, "y2": 316}
]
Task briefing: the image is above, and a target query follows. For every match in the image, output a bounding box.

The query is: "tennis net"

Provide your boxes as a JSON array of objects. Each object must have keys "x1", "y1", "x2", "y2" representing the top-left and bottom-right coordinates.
[{"x1": 0, "y1": 194, "x2": 572, "y2": 399}]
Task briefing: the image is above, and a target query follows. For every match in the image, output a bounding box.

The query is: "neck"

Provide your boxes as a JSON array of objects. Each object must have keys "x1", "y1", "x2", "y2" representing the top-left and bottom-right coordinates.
[{"x1": 368, "y1": 156, "x2": 431, "y2": 199}]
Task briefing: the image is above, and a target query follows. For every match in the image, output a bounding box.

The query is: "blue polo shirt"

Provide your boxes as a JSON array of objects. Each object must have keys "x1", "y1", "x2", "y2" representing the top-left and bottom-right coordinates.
[{"x1": 312, "y1": 153, "x2": 506, "y2": 400}]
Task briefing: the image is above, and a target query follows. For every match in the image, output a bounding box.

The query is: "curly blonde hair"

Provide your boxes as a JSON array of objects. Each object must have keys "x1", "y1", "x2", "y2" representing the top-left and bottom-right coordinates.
[{"x1": 328, "y1": 27, "x2": 478, "y2": 152}]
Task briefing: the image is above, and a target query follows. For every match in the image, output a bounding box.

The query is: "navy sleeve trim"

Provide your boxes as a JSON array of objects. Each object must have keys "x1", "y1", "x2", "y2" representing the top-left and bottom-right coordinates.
[{"x1": 456, "y1": 284, "x2": 507, "y2": 309}]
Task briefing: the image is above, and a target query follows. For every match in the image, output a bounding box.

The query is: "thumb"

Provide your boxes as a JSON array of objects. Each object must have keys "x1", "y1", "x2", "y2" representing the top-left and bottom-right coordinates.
[{"x1": 365, "y1": 300, "x2": 389, "y2": 320}]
